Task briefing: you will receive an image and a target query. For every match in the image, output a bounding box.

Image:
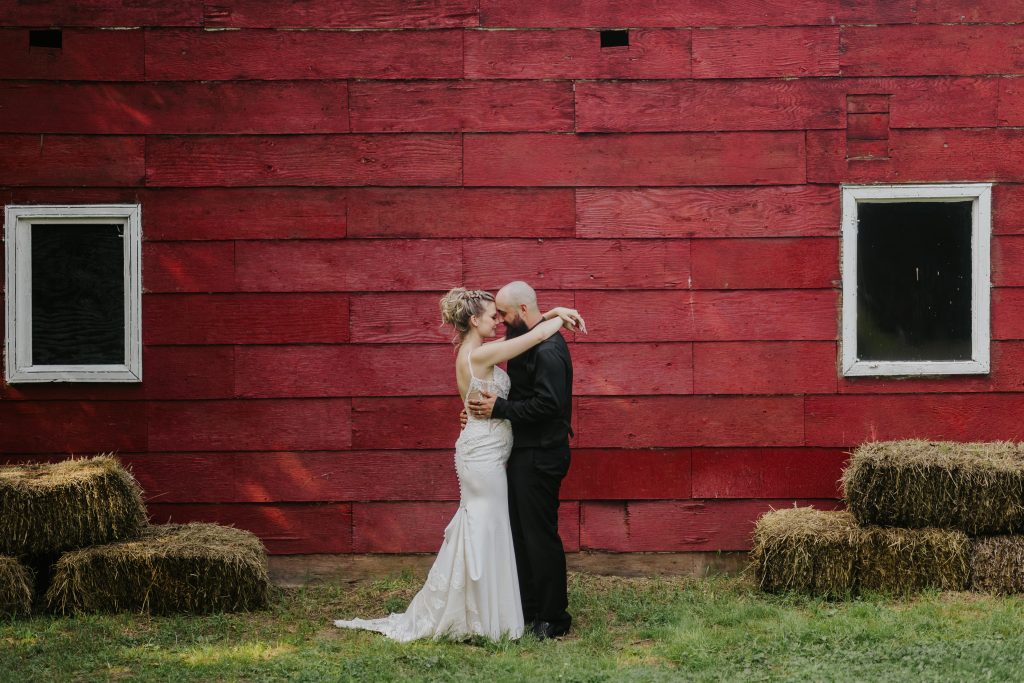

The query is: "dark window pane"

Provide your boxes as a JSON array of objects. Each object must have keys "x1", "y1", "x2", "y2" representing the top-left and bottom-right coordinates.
[
  {"x1": 31, "y1": 224, "x2": 125, "y2": 365},
  {"x1": 857, "y1": 201, "x2": 973, "y2": 361}
]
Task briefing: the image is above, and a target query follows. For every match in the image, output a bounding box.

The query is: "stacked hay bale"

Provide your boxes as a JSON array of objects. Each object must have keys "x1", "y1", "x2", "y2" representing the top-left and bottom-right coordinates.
[
  {"x1": 0, "y1": 455, "x2": 271, "y2": 616},
  {"x1": 753, "y1": 440, "x2": 1024, "y2": 596}
]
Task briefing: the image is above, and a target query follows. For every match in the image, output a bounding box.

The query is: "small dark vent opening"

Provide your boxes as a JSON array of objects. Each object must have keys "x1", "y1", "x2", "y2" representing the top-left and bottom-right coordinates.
[
  {"x1": 600, "y1": 30, "x2": 629, "y2": 48},
  {"x1": 29, "y1": 29, "x2": 62, "y2": 49}
]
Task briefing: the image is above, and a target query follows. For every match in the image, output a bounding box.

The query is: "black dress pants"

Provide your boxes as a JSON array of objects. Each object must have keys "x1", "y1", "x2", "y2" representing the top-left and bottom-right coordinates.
[{"x1": 507, "y1": 444, "x2": 571, "y2": 629}]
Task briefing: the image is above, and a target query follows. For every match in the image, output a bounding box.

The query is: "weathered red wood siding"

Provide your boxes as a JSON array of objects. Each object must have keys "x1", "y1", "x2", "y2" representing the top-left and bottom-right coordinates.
[{"x1": 1, "y1": 1, "x2": 1021, "y2": 555}]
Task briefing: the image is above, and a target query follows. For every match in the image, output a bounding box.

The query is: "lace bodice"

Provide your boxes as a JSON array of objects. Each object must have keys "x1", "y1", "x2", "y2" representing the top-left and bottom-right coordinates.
[{"x1": 465, "y1": 362, "x2": 510, "y2": 423}]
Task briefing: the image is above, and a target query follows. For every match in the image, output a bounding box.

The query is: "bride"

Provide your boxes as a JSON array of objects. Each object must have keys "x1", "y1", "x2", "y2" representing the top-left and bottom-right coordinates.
[{"x1": 334, "y1": 288, "x2": 584, "y2": 641}]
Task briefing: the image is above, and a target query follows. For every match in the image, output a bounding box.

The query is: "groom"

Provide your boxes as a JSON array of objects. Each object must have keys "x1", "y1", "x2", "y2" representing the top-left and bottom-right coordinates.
[{"x1": 468, "y1": 280, "x2": 574, "y2": 639}]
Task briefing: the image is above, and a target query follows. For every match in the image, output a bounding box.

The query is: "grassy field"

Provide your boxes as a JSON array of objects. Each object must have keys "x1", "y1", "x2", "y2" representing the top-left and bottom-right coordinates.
[{"x1": 4, "y1": 571, "x2": 1024, "y2": 682}]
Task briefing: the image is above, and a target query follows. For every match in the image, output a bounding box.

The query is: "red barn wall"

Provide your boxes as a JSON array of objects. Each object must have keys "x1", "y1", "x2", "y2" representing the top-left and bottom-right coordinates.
[{"x1": 1, "y1": 1, "x2": 1023, "y2": 555}]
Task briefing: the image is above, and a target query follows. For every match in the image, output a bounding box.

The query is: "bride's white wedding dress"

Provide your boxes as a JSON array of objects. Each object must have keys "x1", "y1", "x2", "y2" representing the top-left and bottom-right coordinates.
[{"x1": 334, "y1": 356, "x2": 524, "y2": 641}]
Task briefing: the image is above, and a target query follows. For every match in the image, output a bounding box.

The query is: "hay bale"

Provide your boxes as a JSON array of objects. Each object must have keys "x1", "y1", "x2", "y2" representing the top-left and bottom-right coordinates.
[
  {"x1": 843, "y1": 440, "x2": 1024, "y2": 535},
  {"x1": 858, "y1": 526, "x2": 970, "y2": 594},
  {"x1": 0, "y1": 556, "x2": 32, "y2": 617},
  {"x1": 752, "y1": 508, "x2": 859, "y2": 597},
  {"x1": 46, "y1": 523, "x2": 271, "y2": 615},
  {"x1": 0, "y1": 455, "x2": 147, "y2": 555},
  {"x1": 752, "y1": 507, "x2": 971, "y2": 597},
  {"x1": 971, "y1": 536, "x2": 1024, "y2": 594}
]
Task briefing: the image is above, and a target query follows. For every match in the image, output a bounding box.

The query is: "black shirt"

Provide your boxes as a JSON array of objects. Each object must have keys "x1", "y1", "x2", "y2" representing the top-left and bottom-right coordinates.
[{"x1": 491, "y1": 332, "x2": 573, "y2": 448}]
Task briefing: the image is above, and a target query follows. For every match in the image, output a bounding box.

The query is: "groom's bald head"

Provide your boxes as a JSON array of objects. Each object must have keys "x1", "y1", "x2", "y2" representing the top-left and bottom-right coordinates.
[{"x1": 495, "y1": 281, "x2": 541, "y2": 337}]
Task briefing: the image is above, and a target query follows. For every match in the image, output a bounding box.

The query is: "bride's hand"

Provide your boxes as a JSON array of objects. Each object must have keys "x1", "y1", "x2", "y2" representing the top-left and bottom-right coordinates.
[{"x1": 555, "y1": 309, "x2": 587, "y2": 335}]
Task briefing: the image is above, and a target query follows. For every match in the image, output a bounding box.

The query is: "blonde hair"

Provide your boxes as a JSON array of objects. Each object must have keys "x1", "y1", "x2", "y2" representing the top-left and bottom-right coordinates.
[{"x1": 439, "y1": 288, "x2": 494, "y2": 343}]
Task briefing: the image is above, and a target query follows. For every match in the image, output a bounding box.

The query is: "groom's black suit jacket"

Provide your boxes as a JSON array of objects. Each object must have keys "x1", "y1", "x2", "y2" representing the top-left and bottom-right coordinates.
[{"x1": 491, "y1": 331, "x2": 573, "y2": 448}]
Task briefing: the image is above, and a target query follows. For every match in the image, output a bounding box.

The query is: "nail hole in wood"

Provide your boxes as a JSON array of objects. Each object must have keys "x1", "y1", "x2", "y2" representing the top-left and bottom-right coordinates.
[
  {"x1": 600, "y1": 30, "x2": 629, "y2": 48},
  {"x1": 29, "y1": 29, "x2": 62, "y2": 49}
]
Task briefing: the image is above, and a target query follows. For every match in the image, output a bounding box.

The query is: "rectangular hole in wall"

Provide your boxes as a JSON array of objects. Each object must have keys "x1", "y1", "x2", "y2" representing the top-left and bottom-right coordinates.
[
  {"x1": 31, "y1": 223, "x2": 125, "y2": 365},
  {"x1": 856, "y1": 201, "x2": 973, "y2": 362},
  {"x1": 29, "y1": 29, "x2": 62, "y2": 49},
  {"x1": 600, "y1": 30, "x2": 629, "y2": 48}
]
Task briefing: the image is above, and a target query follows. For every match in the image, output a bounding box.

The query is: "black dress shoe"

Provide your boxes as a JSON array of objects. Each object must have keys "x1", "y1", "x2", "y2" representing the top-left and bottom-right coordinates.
[{"x1": 531, "y1": 620, "x2": 570, "y2": 640}]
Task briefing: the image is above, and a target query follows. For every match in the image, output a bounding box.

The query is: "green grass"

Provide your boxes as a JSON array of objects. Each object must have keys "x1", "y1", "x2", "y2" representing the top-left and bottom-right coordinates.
[{"x1": 4, "y1": 572, "x2": 1024, "y2": 681}]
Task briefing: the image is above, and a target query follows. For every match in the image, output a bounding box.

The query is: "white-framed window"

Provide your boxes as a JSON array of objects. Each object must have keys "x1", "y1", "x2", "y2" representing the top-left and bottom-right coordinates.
[
  {"x1": 841, "y1": 184, "x2": 991, "y2": 377},
  {"x1": 5, "y1": 204, "x2": 142, "y2": 383}
]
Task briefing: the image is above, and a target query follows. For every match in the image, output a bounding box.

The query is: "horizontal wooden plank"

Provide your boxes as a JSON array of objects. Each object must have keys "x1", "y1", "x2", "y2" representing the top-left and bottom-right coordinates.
[
  {"x1": 348, "y1": 188, "x2": 574, "y2": 238},
  {"x1": 693, "y1": 341, "x2": 839, "y2": 395},
  {"x1": 0, "y1": 346, "x2": 235, "y2": 401},
  {"x1": 352, "y1": 397, "x2": 465, "y2": 449},
  {"x1": 562, "y1": 449, "x2": 691, "y2": 500},
  {"x1": 147, "y1": 503, "x2": 353, "y2": 554},
  {"x1": 915, "y1": 0, "x2": 1024, "y2": 23},
  {"x1": 692, "y1": 291, "x2": 838, "y2": 341},
  {"x1": 145, "y1": 28, "x2": 463, "y2": 80},
  {"x1": 574, "y1": 291, "x2": 695, "y2": 342},
  {"x1": 581, "y1": 499, "x2": 841, "y2": 552},
  {"x1": 202, "y1": 0, "x2": 479, "y2": 28},
  {"x1": 353, "y1": 501, "x2": 579, "y2": 553},
  {"x1": 144, "y1": 242, "x2": 236, "y2": 293},
  {"x1": 124, "y1": 451, "x2": 461, "y2": 504},
  {"x1": 351, "y1": 293, "x2": 456, "y2": 344},
  {"x1": 993, "y1": 236, "x2": 1024, "y2": 287},
  {"x1": 841, "y1": 25, "x2": 1024, "y2": 77},
  {"x1": 573, "y1": 343, "x2": 693, "y2": 395},
  {"x1": 576, "y1": 186, "x2": 839, "y2": 239},
  {"x1": 575, "y1": 79, "x2": 843, "y2": 133},
  {"x1": 995, "y1": 185, "x2": 1024, "y2": 236},
  {"x1": 0, "y1": 401, "x2": 147, "y2": 453},
  {"x1": 463, "y1": 239, "x2": 688, "y2": 290},
  {"x1": 478, "y1": 0, "x2": 836, "y2": 27},
  {"x1": 235, "y1": 345, "x2": 457, "y2": 398},
  {"x1": 806, "y1": 394, "x2": 1024, "y2": 447},
  {"x1": 0, "y1": 135, "x2": 144, "y2": 186},
  {"x1": 143, "y1": 188, "x2": 346, "y2": 240},
  {"x1": 350, "y1": 80, "x2": 572, "y2": 133},
  {"x1": 693, "y1": 27, "x2": 839, "y2": 79},
  {"x1": 808, "y1": 129, "x2": 1024, "y2": 184},
  {"x1": 464, "y1": 29, "x2": 691, "y2": 79},
  {"x1": 0, "y1": 82, "x2": 348, "y2": 135},
  {"x1": 147, "y1": 399, "x2": 352, "y2": 451},
  {"x1": 143, "y1": 294, "x2": 349, "y2": 344},
  {"x1": 837, "y1": 0, "x2": 917, "y2": 23},
  {"x1": 578, "y1": 396, "x2": 805, "y2": 448},
  {"x1": 691, "y1": 448, "x2": 847, "y2": 499},
  {"x1": 691, "y1": 238, "x2": 839, "y2": 290},
  {"x1": 998, "y1": 78, "x2": 1024, "y2": 127},
  {"x1": 994, "y1": 288, "x2": 1024, "y2": 340},
  {"x1": 884, "y1": 77, "x2": 999, "y2": 129},
  {"x1": 234, "y1": 240, "x2": 461, "y2": 292},
  {"x1": 146, "y1": 135, "x2": 461, "y2": 187},
  {"x1": 464, "y1": 132, "x2": 806, "y2": 187},
  {"x1": 0, "y1": 28, "x2": 144, "y2": 80},
  {"x1": 0, "y1": 0, "x2": 202, "y2": 26},
  {"x1": 349, "y1": 290, "x2": 567, "y2": 344}
]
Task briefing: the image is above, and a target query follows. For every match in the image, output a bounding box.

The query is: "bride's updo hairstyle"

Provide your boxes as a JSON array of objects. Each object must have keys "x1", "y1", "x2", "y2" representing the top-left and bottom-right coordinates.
[{"x1": 439, "y1": 287, "x2": 494, "y2": 344}]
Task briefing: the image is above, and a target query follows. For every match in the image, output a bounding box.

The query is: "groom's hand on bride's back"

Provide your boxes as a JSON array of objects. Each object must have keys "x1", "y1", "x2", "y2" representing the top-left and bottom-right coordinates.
[{"x1": 468, "y1": 390, "x2": 497, "y2": 419}]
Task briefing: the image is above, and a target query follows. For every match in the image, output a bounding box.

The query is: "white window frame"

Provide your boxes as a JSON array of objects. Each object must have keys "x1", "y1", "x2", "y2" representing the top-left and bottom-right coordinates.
[
  {"x1": 5, "y1": 204, "x2": 142, "y2": 383},
  {"x1": 841, "y1": 183, "x2": 991, "y2": 377}
]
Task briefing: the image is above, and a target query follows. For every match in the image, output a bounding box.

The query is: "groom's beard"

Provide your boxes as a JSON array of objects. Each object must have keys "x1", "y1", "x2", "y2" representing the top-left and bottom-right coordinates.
[{"x1": 504, "y1": 317, "x2": 529, "y2": 339}]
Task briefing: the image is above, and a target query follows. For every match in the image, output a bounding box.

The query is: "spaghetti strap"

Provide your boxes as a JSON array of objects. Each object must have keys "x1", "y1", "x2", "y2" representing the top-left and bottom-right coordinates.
[{"x1": 466, "y1": 348, "x2": 477, "y2": 380}]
